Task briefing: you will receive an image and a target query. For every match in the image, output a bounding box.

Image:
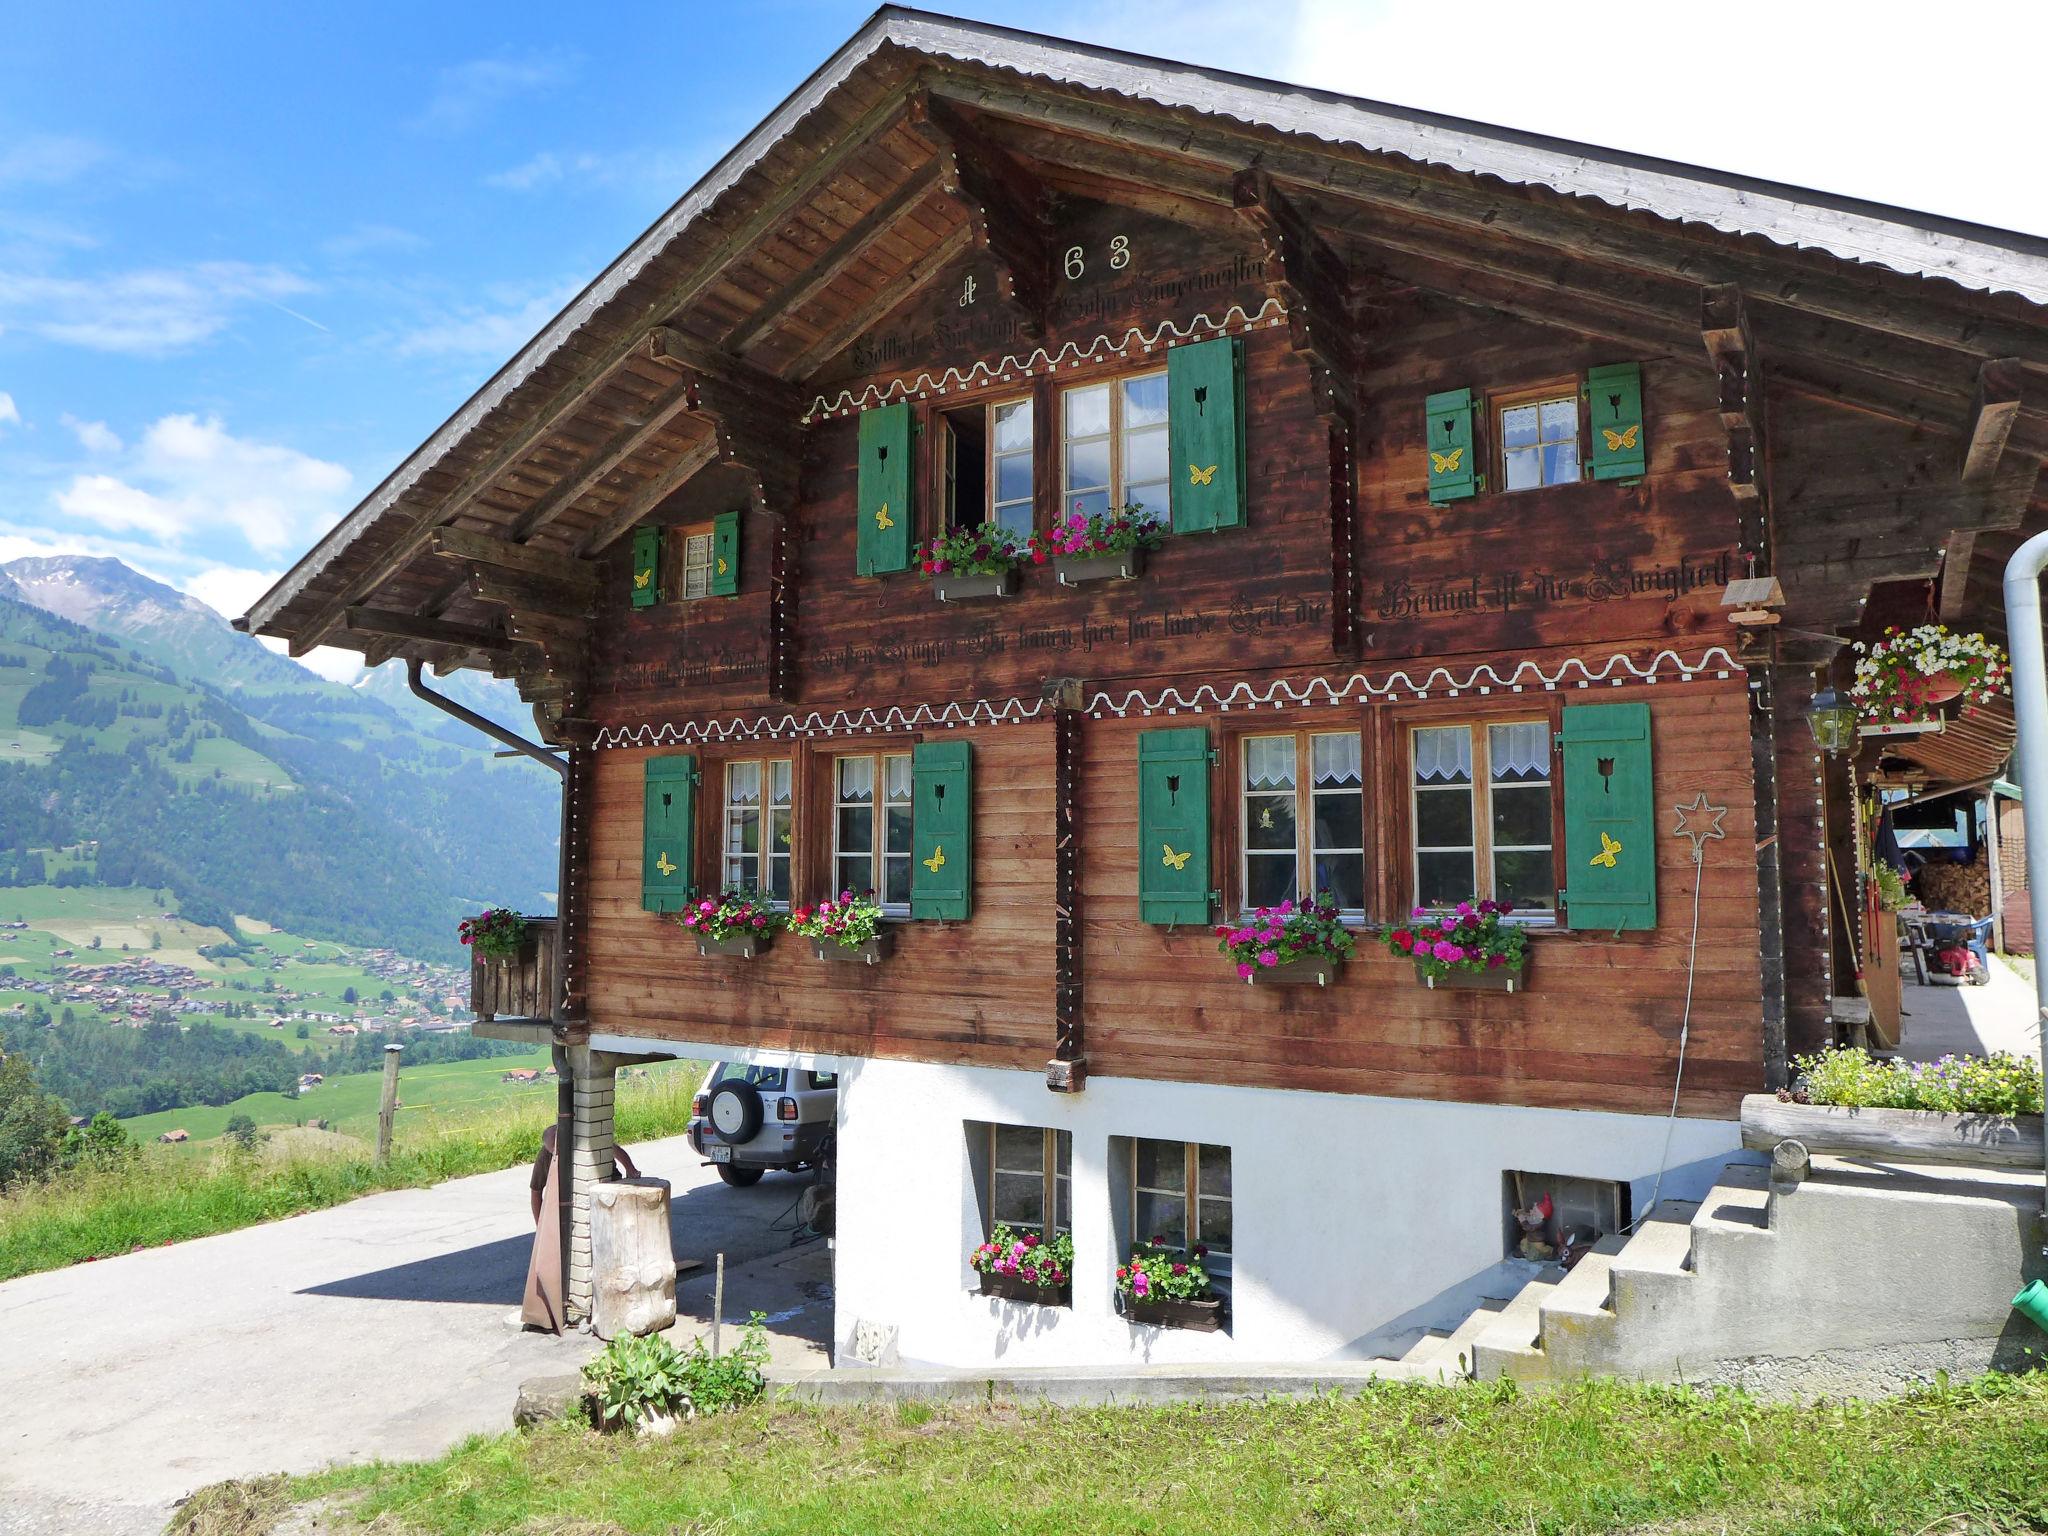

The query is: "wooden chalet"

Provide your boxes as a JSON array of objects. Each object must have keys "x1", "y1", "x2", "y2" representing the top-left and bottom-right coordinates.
[{"x1": 243, "y1": 10, "x2": 2048, "y2": 1364}]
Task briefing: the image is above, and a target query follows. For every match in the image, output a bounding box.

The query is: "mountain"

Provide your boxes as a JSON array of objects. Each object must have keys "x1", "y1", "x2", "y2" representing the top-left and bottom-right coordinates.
[{"x1": 0, "y1": 558, "x2": 560, "y2": 958}]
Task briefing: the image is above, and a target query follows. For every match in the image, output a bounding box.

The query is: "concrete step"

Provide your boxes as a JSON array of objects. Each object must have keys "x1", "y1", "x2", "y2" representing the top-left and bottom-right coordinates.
[
  {"x1": 1468, "y1": 1269, "x2": 1562, "y2": 1382},
  {"x1": 1605, "y1": 1199, "x2": 1699, "y2": 1321},
  {"x1": 1539, "y1": 1233, "x2": 1629, "y2": 1322},
  {"x1": 1689, "y1": 1162, "x2": 1777, "y2": 1275},
  {"x1": 770, "y1": 1358, "x2": 1447, "y2": 1406},
  {"x1": 1399, "y1": 1296, "x2": 1509, "y2": 1380}
]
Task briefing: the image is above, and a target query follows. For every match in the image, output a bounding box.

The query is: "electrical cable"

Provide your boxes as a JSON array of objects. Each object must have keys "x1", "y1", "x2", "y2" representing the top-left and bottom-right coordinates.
[{"x1": 1626, "y1": 841, "x2": 1704, "y2": 1233}]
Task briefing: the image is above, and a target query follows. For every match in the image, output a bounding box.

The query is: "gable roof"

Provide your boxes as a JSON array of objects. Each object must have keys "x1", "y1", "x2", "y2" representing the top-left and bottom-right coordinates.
[{"x1": 242, "y1": 5, "x2": 2048, "y2": 642}]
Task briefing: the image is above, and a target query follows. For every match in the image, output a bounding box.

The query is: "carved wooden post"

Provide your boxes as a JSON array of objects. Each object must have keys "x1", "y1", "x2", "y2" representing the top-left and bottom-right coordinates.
[
  {"x1": 1048, "y1": 679, "x2": 1086, "y2": 1091},
  {"x1": 591, "y1": 1176, "x2": 678, "y2": 1339}
]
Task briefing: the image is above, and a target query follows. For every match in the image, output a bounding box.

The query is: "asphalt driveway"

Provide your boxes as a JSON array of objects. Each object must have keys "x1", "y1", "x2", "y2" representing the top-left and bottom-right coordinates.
[{"x1": 0, "y1": 1133, "x2": 830, "y2": 1536}]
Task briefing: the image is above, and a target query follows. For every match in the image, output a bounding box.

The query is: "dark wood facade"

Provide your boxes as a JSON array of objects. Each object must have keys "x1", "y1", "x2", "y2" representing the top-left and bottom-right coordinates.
[{"x1": 244, "y1": 14, "x2": 2048, "y2": 1124}]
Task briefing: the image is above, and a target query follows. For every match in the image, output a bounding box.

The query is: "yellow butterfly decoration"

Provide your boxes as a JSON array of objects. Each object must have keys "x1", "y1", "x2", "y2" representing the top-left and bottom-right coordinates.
[
  {"x1": 654, "y1": 852, "x2": 676, "y2": 878},
  {"x1": 1589, "y1": 831, "x2": 1622, "y2": 870},
  {"x1": 1188, "y1": 463, "x2": 1218, "y2": 487},
  {"x1": 633, "y1": 568, "x2": 652, "y2": 590},
  {"x1": 1430, "y1": 447, "x2": 1464, "y2": 476},
  {"x1": 1602, "y1": 424, "x2": 1640, "y2": 453},
  {"x1": 1161, "y1": 843, "x2": 1191, "y2": 872},
  {"x1": 874, "y1": 502, "x2": 894, "y2": 531},
  {"x1": 922, "y1": 844, "x2": 946, "y2": 874},
  {"x1": 716, "y1": 557, "x2": 729, "y2": 576}
]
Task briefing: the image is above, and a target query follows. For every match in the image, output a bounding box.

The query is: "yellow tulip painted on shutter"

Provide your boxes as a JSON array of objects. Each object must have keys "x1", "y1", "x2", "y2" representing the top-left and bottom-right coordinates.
[
  {"x1": 1161, "y1": 843, "x2": 1191, "y2": 872},
  {"x1": 1590, "y1": 830, "x2": 1622, "y2": 869}
]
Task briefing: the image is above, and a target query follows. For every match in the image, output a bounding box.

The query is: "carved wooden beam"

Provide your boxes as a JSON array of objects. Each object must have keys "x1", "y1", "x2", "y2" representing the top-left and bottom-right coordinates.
[
  {"x1": 465, "y1": 570, "x2": 594, "y2": 620},
  {"x1": 1232, "y1": 168, "x2": 1359, "y2": 404},
  {"x1": 1938, "y1": 530, "x2": 1978, "y2": 622},
  {"x1": 430, "y1": 527, "x2": 598, "y2": 594},
  {"x1": 908, "y1": 94, "x2": 1053, "y2": 339},
  {"x1": 777, "y1": 223, "x2": 975, "y2": 382},
  {"x1": 1702, "y1": 284, "x2": 1771, "y2": 562},
  {"x1": 648, "y1": 327, "x2": 803, "y2": 514},
  {"x1": 1962, "y1": 358, "x2": 2025, "y2": 485},
  {"x1": 1048, "y1": 693, "x2": 1085, "y2": 1093},
  {"x1": 724, "y1": 160, "x2": 945, "y2": 357}
]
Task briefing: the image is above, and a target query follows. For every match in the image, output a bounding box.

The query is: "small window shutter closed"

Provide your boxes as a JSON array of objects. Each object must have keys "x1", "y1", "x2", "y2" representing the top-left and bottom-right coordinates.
[
  {"x1": 1425, "y1": 388, "x2": 1478, "y2": 502},
  {"x1": 642, "y1": 754, "x2": 697, "y2": 913},
  {"x1": 1586, "y1": 363, "x2": 1647, "y2": 481},
  {"x1": 910, "y1": 740, "x2": 972, "y2": 920},
  {"x1": 1167, "y1": 335, "x2": 1246, "y2": 534},
  {"x1": 710, "y1": 510, "x2": 740, "y2": 597},
  {"x1": 1138, "y1": 727, "x2": 1212, "y2": 925},
  {"x1": 630, "y1": 527, "x2": 662, "y2": 608},
  {"x1": 1559, "y1": 703, "x2": 1656, "y2": 931},
  {"x1": 856, "y1": 402, "x2": 914, "y2": 576}
]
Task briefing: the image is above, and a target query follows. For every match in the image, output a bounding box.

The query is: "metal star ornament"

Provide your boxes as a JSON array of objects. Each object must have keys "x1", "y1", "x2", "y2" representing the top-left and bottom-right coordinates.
[{"x1": 1671, "y1": 792, "x2": 1729, "y2": 860}]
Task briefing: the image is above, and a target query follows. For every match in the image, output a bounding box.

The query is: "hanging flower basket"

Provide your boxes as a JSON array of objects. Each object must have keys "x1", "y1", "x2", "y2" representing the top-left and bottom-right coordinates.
[
  {"x1": 1849, "y1": 625, "x2": 2008, "y2": 726},
  {"x1": 1215, "y1": 896, "x2": 1354, "y2": 985},
  {"x1": 676, "y1": 890, "x2": 784, "y2": 959},
  {"x1": 920, "y1": 526, "x2": 1023, "y2": 602},
  {"x1": 1382, "y1": 899, "x2": 1530, "y2": 989}
]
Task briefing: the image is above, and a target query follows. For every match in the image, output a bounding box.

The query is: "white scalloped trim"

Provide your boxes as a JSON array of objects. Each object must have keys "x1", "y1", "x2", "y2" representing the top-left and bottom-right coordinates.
[
  {"x1": 593, "y1": 646, "x2": 1740, "y2": 747},
  {"x1": 801, "y1": 298, "x2": 1288, "y2": 423}
]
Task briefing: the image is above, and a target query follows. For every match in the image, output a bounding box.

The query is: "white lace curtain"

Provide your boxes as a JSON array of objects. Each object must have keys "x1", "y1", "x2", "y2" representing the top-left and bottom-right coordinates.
[
  {"x1": 1244, "y1": 736, "x2": 1296, "y2": 789},
  {"x1": 1412, "y1": 726, "x2": 1472, "y2": 783},
  {"x1": 1311, "y1": 732, "x2": 1361, "y2": 787},
  {"x1": 1488, "y1": 722, "x2": 1551, "y2": 780}
]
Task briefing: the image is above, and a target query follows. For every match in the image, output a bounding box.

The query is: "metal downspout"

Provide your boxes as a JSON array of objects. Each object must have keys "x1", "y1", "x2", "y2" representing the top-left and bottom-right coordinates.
[
  {"x1": 1999, "y1": 532, "x2": 2048, "y2": 1233},
  {"x1": 405, "y1": 660, "x2": 578, "y2": 1324}
]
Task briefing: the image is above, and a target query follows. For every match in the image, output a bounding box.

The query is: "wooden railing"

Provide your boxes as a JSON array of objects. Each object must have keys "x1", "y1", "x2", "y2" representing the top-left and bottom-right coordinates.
[{"x1": 470, "y1": 917, "x2": 558, "y2": 1022}]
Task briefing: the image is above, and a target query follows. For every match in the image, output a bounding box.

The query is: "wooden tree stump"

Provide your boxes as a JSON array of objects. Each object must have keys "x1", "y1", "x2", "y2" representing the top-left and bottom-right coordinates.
[{"x1": 590, "y1": 1177, "x2": 677, "y2": 1340}]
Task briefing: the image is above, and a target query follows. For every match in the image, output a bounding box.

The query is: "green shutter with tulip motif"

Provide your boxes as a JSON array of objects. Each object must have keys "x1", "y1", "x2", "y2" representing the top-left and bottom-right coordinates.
[
  {"x1": 910, "y1": 740, "x2": 971, "y2": 920},
  {"x1": 1138, "y1": 727, "x2": 1213, "y2": 925},
  {"x1": 642, "y1": 755, "x2": 697, "y2": 913},
  {"x1": 1558, "y1": 703, "x2": 1655, "y2": 931},
  {"x1": 856, "y1": 403, "x2": 914, "y2": 576}
]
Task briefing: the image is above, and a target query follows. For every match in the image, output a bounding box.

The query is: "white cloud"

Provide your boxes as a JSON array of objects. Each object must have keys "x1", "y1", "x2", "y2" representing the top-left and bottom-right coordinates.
[
  {"x1": 483, "y1": 145, "x2": 711, "y2": 196},
  {"x1": 389, "y1": 282, "x2": 578, "y2": 360},
  {"x1": 320, "y1": 223, "x2": 426, "y2": 261},
  {"x1": 0, "y1": 391, "x2": 17, "y2": 429},
  {"x1": 413, "y1": 52, "x2": 576, "y2": 133},
  {"x1": 60, "y1": 414, "x2": 120, "y2": 454},
  {"x1": 173, "y1": 566, "x2": 365, "y2": 683},
  {"x1": 1283, "y1": 0, "x2": 2048, "y2": 239},
  {"x1": 0, "y1": 134, "x2": 105, "y2": 188},
  {"x1": 266, "y1": 638, "x2": 365, "y2": 686},
  {"x1": 44, "y1": 413, "x2": 353, "y2": 559},
  {"x1": 0, "y1": 261, "x2": 316, "y2": 355}
]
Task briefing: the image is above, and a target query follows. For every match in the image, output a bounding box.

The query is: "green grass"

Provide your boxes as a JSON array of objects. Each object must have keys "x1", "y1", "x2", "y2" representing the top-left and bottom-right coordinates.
[
  {"x1": 199, "y1": 1374, "x2": 2048, "y2": 1536},
  {"x1": 0, "y1": 1066, "x2": 700, "y2": 1282}
]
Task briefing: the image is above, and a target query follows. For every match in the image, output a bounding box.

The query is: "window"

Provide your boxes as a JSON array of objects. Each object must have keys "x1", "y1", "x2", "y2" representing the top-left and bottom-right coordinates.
[
  {"x1": 938, "y1": 398, "x2": 1034, "y2": 543},
  {"x1": 1497, "y1": 385, "x2": 1581, "y2": 492},
  {"x1": 1240, "y1": 731, "x2": 1366, "y2": 916},
  {"x1": 712, "y1": 1062, "x2": 787, "y2": 1092},
  {"x1": 981, "y1": 1124, "x2": 1072, "y2": 1239},
  {"x1": 1061, "y1": 372, "x2": 1167, "y2": 522},
  {"x1": 1410, "y1": 721, "x2": 1555, "y2": 912},
  {"x1": 833, "y1": 752, "x2": 914, "y2": 914},
  {"x1": 722, "y1": 759, "x2": 792, "y2": 903},
  {"x1": 1132, "y1": 1138, "x2": 1231, "y2": 1278},
  {"x1": 669, "y1": 521, "x2": 716, "y2": 600}
]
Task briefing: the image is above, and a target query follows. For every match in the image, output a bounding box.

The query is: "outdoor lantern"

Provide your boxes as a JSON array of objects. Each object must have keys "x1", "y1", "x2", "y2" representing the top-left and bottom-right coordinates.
[{"x1": 1807, "y1": 686, "x2": 1859, "y2": 755}]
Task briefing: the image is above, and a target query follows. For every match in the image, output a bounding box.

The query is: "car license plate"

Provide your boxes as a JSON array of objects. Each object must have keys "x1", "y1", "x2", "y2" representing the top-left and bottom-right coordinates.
[{"x1": 709, "y1": 1145, "x2": 732, "y2": 1163}]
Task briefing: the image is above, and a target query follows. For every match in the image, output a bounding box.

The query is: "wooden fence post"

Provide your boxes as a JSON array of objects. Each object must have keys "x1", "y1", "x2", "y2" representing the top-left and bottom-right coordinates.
[{"x1": 375, "y1": 1043, "x2": 404, "y2": 1162}]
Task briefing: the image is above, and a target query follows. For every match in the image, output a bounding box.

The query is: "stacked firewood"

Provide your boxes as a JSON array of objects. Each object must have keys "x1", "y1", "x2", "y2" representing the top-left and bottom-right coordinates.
[{"x1": 1914, "y1": 855, "x2": 1992, "y2": 918}]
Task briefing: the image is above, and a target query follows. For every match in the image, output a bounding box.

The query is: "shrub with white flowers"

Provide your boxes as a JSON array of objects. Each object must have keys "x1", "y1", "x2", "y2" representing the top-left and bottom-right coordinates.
[{"x1": 1849, "y1": 624, "x2": 2008, "y2": 724}]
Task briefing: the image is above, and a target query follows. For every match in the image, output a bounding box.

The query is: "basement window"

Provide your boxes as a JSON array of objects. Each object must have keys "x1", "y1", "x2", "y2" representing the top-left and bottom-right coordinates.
[
  {"x1": 966, "y1": 1122, "x2": 1072, "y2": 1240},
  {"x1": 1128, "y1": 1137, "x2": 1231, "y2": 1280},
  {"x1": 1502, "y1": 1169, "x2": 1631, "y2": 1263}
]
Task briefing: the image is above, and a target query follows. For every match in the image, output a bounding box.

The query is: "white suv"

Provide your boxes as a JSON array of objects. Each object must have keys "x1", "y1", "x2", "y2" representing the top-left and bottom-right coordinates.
[{"x1": 687, "y1": 1060, "x2": 838, "y2": 1187}]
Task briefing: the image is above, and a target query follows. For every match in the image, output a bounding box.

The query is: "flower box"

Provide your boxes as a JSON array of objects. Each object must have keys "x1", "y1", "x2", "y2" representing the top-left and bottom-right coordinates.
[
  {"x1": 977, "y1": 1270, "x2": 1070, "y2": 1308},
  {"x1": 468, "y1": 916, "x2": 555, "y2": 1021},
  {"x1": 933, "y1": 569, "x2": 1016, "y2": 602},
  {"x1": 1124, "y1": 1294, "x2": 1225, "y2": 1332},
  {"x1": 1247, "y1": 954, "x2": 1340, "y2": 987},
  {"x1": 696, "y1": 932, "x2": 772, "y2": 960},
  {"x1": 811, "y1": 929, "x2": 895, "y2": 966},
  {"x1": 1056, "y1": 548, "x2": 1145, "y2": 585},
  {"x1": 1740, "y1": 1093, "x2": 2044, "y2": 1170},
  {"x1": 1415, "y1": 959, "x2": 1526, "y2": 993}
]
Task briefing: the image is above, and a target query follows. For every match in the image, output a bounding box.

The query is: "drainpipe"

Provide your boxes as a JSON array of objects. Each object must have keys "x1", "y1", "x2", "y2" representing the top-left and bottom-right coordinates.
[
  {"x1": 406, "y1": 659, "x2": 576, "y2": 1323},
  {"x1": 1998, "y1": 532, "x2": 2048, "y2": 1232}
]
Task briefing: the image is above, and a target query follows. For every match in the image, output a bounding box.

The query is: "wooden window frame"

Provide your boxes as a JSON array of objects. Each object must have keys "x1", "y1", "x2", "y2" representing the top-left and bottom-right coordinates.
[
  {"x1": 667, "y1": 519, "x2": 718, "y2": 601},
  {"x1": 1130, "y1": 1138, "x2": 1231, "y2": 1277},
  {"x1": 1489, "y1": 378, "x2": 1584, "y2": 495},
  {"x1": 936, "y1": 395, "x2": 1037, "y2": 543},
  {"x1": 1231, "y1": 727, "x2": 1368, "y2": 920},
  {"x1": 981, "y1": 1124, "x2": 1072, "y2": 1239},
  {"x1": 1396, "y1": 702, "x2": 1564, "y2": 920},
  {"x1": 719, "y1": 757, "x2": 793, "y2": 906},
  {"x1": 1059, "y1": 367, "x2": 1168, "y2": 523},
  {"x1": 827, "y1": 746, "x2": 917, "y2": 916}
]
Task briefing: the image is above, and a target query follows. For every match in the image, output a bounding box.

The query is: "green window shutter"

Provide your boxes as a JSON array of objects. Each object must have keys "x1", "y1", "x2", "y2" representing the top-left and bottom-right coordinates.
[
  {"x1": 909, "y1": 740, "x2": 971, "y2": 920},
  {"x1": 1558, "y1": 703, "x2": 1656, "y2": 931},
  {"x1": 1586, "y1": 362, "x2": 1646, "y2": 481},
  {"x1": 642, "y1": 754, "x2": 697, "y2": 913},
  {"x1": 1138, "y1": 727, "x2": 1213, "y2": 925},
  {"x1": 1424, "y1": 388, "x2": 1479, "y2": 502},
  {"x1": 856, "y1": 402, "x2": 914, "y2": 576},
  {"x1": 1167, "y1": 335, "x2": 1246, "y2": 534},
  {"x1": 710, "y1": 510, "x2": 740, "y2": 597},
  {"x1": 630, "y1": 527, "x2": 662, "y2": 608}
]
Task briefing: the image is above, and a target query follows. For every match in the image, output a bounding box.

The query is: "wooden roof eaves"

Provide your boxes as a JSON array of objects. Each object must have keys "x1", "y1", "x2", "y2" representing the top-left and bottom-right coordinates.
[{"x1": 243, "y1": 6, "x2": 2048, "y2": 644}]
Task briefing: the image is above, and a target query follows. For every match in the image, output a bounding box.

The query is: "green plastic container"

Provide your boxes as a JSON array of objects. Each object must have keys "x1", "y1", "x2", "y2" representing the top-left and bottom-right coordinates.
[{"x1": 2014, "y1": 1279, "x2": 2048, "y2": 1331}]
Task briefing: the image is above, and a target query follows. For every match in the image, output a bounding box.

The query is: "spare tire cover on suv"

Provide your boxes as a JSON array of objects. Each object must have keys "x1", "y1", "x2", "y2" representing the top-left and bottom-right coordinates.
[{"x1": 708, "y1": 1079, "x2": 765, "y2": 1145}]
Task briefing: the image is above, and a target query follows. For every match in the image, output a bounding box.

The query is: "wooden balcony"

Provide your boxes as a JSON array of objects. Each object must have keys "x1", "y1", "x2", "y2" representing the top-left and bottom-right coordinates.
[{"x1": 470, "y1": 917, "x2": 558, "y2": 1023}]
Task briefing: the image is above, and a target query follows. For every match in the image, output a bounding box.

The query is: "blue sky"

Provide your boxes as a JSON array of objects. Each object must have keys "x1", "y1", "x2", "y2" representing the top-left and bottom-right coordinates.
[{"x1": 2, "y1": 0, "x2": 2040, "y2": 679}]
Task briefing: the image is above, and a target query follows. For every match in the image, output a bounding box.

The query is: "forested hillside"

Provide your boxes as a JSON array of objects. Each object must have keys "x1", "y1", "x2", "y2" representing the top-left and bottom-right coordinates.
[{"x1": 0, "y1": 564, "x2": 558, "y2": 958}]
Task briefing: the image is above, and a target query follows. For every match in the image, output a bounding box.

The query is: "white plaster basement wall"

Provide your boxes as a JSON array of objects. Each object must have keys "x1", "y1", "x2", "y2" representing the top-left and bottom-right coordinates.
[{"x1": 829, "y1": 1057, "x2": 1746, "y2": 1370}]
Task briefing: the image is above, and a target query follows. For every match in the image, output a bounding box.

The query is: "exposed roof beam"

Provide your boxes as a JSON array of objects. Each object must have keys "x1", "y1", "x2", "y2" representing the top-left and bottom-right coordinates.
[
  {"x1": 908, "y1": 94, "x2": 1053, "y2": 338},
  {"x1": 777, "y1": 221, "x2": 975, "y2": 381},
  {"x1": 342, "y1": 608, "x2": 506, "y2": 650},
  {"x1": 1232, "y1": 168, "x2": 1360, "y2": 395},
  {"x1": 429, "y1": 527, "x2": 598, "y2": 593},
  {"x1": 648, "y1": 327, "x2": 804, "y2": 512},
  {"x1": 1962, "y1": 358, "x2": 2025, "y2": 485},
  {"x1": 465, "y1": 570, "x2": 594, "y2": 620},
  {"x1": 504, "y1": 368, "x2": 701, "y2": 543},
  {"x1": 576, "y1": 438, "x2": 722, "y2": 557},
  {"x1": 1939, "y1": 530, "x2": 1979, "y2": 621},
  {"x1": 723, "y1": 159, "x2": 945, "y2": 356}
]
